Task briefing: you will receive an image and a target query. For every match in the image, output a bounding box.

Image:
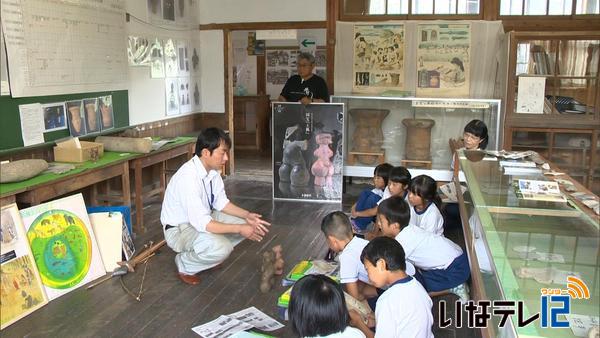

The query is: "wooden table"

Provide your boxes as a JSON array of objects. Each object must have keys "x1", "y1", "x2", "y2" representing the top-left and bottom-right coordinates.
[
  {"x1": 0, "y1": 152, "x2": 135, "y2": 209},
  {"x1": 129, "y1": 137, "x2": 195, "y2": 233}
]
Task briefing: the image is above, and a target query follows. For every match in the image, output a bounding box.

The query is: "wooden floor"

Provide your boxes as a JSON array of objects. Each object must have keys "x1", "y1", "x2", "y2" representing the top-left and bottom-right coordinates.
[{"x1": 3, "y1": 152, "x2": 477, "y2": 337}]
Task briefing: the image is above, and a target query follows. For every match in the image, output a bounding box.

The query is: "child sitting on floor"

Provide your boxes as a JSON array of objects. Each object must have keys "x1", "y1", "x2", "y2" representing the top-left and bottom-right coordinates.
[
  {"x1": 377, "y1": 196, "x2": 470, "y2": 302},
  {"x1": 321, "y1": 211, "x2": 415, "y2": 302},
  {"x1": 378, "y1": 166, "x2": 412, "y2": 206},
  {"x1": 349, "y1": 237, "x2": 434, "y2": 338},
  {"x1": 289, "y1": 274, "x2": 366, "y2": 338},
  {"x1": 350, "y1": 163, "x2": 393, "y2": 234},
  {"x1": 408, "y1": 175, "x2": 444, "y2": 236}
]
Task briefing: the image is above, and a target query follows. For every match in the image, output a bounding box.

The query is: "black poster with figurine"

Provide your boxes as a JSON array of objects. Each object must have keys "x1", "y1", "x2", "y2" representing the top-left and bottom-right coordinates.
[{"x1": 272, "y1": 102, "x2": 344, "y2": 202}]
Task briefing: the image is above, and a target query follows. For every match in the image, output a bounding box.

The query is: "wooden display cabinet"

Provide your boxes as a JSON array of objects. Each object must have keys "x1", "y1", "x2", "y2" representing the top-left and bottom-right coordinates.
[{"x1": 504, "y1": 31, "x2": 600, "y2": 194}]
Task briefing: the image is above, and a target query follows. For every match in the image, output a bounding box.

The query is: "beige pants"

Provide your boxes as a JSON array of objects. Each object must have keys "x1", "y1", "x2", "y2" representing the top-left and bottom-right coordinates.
[{"x1": 164, "y1": 211, "x2": 245, "y2": 275}]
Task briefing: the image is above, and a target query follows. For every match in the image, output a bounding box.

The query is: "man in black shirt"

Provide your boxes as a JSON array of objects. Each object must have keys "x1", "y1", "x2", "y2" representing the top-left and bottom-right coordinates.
[{"x1": 278, "y1": 52, "x2": 329, "y2": 105}]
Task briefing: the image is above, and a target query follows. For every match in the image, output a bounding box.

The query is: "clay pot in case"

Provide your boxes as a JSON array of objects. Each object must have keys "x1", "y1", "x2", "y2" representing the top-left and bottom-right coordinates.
[
  {"x1": 402, "y1": 118, "x2": 435, "y2": 161},
  {"x1": 349, "y1": 109, "x2": 390, "y2": 164}
]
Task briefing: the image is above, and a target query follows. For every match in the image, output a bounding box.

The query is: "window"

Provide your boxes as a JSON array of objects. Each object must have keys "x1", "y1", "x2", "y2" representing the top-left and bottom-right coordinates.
[
  {"x1": 355, "y1": 0, "x2": 479, "y2": 15},
  {"x1": 501, "y1": 0, "x2": 599, "y2": 15}
]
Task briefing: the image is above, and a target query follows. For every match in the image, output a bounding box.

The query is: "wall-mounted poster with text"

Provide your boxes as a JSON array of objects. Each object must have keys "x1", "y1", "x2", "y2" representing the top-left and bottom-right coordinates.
[{"x1": 416, "y1": 23, "x2": 470, "y2": 97}]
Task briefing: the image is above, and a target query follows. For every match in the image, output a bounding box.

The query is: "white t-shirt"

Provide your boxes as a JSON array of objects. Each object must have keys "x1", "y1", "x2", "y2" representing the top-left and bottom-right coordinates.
[
  {"x1": 160, "y1": 156, "x2": 230, "y2": 233},
  {"x1": 377, "y1": 188, "x2": 409, "y2": 205},
  {"x1": 395, "y1": 225, "x2": 463, "y2": 271},
  {"x1": 305, "y1": 326, "x2": 366, "y2": 338},
  {"x1": 374, "y1": 276, "x2": 434, "y2": 338},
  {"x1": 339, "y1": 237, "x2": 416, "y2": 283},
  {"x1": 410, "y1": 202, "x2": 444, "y2": 236},
  {"x1": 339, "y1": 237, "x2": 371, "y2": 284}
]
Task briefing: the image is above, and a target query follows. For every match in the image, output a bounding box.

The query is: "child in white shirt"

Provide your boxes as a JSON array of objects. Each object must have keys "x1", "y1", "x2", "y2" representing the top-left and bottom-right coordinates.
[
  {"x1": 321, "y1": 211, "x2": 415, "y2": 302},
  {"x1": 407, "y1": 175, "x2": 444, "y2": 236},
  {"x1": 377, "y1": 196, "x2": 470, "y2": 302},
  {"x1": 349, "y1": 237, "x2": 433, "y2": 338}
]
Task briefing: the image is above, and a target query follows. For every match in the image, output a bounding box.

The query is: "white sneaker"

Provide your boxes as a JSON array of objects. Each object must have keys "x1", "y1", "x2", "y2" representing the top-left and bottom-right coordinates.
[{"x1": 449, "y1": 283, "x2": 469, "y2": 303}]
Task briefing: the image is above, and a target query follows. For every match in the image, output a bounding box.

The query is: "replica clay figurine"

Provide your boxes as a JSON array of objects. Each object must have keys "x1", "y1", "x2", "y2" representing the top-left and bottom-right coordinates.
[
  {"x1": 311, "y1": 133, "x2": 334, "y2": 187},
  {"x1": 402, "y1": 118, "x2": 435, "y2": 161},
  {"x1": 260, "y1": 250, "x2": 276, "y2": 293},
  {"x1": 272, "y1": 245, "x2": 284, "y2": 276},
  {"x1": 349, "y1": 109, "x2": 390, "y2": 164}
]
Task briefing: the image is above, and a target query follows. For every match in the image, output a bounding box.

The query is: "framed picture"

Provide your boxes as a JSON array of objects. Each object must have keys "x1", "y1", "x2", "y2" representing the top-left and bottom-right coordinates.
[{"x1": 272, "y1": 102, "x2": 344, "y2": 202}]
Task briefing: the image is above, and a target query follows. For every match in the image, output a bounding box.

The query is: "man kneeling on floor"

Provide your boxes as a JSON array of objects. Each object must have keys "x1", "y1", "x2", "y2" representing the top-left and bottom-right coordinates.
[{"x1": 161, "y1": 127, "x2": 271, "y2": 285}]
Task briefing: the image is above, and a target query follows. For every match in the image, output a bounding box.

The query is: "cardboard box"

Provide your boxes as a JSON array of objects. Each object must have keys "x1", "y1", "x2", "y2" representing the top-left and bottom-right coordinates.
[{"x1": 53, "y1": 138, "x2": 104, "y2": 163}]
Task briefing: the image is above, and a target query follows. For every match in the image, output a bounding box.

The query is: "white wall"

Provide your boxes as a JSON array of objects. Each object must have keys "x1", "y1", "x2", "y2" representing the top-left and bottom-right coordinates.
[
  {"x1": 200, "y1": 30, "x2": 225, "y2": 112},
  {"x1": 199, "y1": 0, "x2": 326, "y2": 24}
]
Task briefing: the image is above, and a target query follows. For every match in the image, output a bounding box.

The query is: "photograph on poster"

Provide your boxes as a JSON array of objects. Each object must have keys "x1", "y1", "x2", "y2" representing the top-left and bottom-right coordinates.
[
  {"x1": 98, "y1": 95, "x2": 114, "y2": 130},
  {"x1": 1, "y1": 204, "x2": 48, "y2": 329},
  {"x1": 66, "y1": 100, "x2": 86, "y2": 137},
  {"x1": 150, "y1": 38, "x2": 165, "y2": 78},
  {"x1": 165, "y1": 78, "x2": 180, "y2": 116},
  {"x1": 83, "y1": 98, "x2": 100, "y2": 134},
  {"x1": 272, "y1": 103, "x2": 344, "y2": 202},
  {"x1": 42, "y1": 103, "x2": 67, "y2": 132},
  {"x1": 19, "y1": 194, "x2": 105, "y2": 301},
  {"x1": 353, "y1": 24, "x2": 404, "y2": 93},
  {"x1": 315, "y1": 49, "x2": 326, "y2": 67},
  {"x1": 416, "y1": 24, "x2": 470, "y2": 97},
  {"x1": 267, "y1": 50, "x2": 289, "y2": 66}
]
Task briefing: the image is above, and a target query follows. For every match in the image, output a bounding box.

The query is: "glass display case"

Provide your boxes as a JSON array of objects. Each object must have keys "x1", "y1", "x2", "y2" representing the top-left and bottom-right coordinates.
[
  {"x1": 330, "y1": 93, "x2": 502, "y2": 180},
  {"x1": 455, "y1": 149, "x2": 599, "y2": 338}
]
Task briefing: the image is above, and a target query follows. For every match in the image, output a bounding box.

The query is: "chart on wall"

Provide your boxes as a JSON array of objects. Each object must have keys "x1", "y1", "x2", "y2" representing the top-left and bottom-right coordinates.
[
  {"x1": 19, "y1": 194, "x2": 105, "y2": 301},
  {"x1": 0, "y1": 0, "x2": 128, "y2": 97},
  {"x1": 353, "y1": 24, "x2": 405, "y2": 94},
  {"x1": 416, "y1": 23, "x2": 470, "y2": 97},
  {"x1": 272, "y1": 103, "x2": 344, "y2": 202},
  {"x1": 1, "y1": 204, "x2": 48, "y2": 330},
  {"x1": 266, "y1": 48, "x2": 326, "y2": 100}
]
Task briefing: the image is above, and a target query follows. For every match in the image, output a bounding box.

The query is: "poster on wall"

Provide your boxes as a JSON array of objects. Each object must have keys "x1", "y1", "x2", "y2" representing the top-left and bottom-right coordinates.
[
  {"x1": 164, "y1": 39, "x2": 179, "y2": 77},
  {"x1": 98, "y1": 95, "x2": 114, "y2": 131},
  {"x1": 19, "y1": 194, "x2": 105, "y2": 301},
  {"x1": 150, "y1": 38, "x2": 165, "y2": 78},
  {"x1": 83, "y1": 98, "x2": 100, "y2": 134},
  {"x1": 178, "y1": 77, "x2": 192, "y2": 114},
  {"x1": 177, "y1": 40, "x2": 190, "y2": 77},
  {"x1": 266, "y1": 48, "x2": 326, "y2": 100},
  {"x1": 416, "y1": 23, "x2": 470, "y2": 97},
  {"x1": 191, "y1": 77, "x2": 201, "y2": 112},
  {"x1": 42, "y1": 103, "x2": 67, "y2": 132},
  {"x1": 165, "y1": 78, "x2": 180, "y2": 116},
  {"x1": 128, "y1": 36, "x2": 151, "y2": 66},
  {"x1": 272, "y1": 102, "x2": 344, "y2": 202},
  {"x1": 353, "y1": 24, "x2": 405, "y2": 94},
  {"x1": 65, "y1": 100, "x2": 87, "y2": 137},
  {"x1": 1, "y1": 204, "x2": 49, "y2": 330}
]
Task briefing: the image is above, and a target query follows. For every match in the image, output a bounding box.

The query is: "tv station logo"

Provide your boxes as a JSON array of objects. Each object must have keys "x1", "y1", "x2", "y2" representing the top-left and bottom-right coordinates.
[{"x1": 439, "y1": 276, "x2": 592, "y2": 329}]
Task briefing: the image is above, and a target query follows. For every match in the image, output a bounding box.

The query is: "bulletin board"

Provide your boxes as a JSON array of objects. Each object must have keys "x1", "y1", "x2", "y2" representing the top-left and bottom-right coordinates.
[{"x1": 0, "y1": 90, "x2": 129, "y2": 152}]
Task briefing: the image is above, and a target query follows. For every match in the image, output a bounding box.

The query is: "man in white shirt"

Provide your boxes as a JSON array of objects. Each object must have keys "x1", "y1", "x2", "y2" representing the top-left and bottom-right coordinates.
[{"x1": 161, "y1": 128, "x2": 270, "y2": 285}]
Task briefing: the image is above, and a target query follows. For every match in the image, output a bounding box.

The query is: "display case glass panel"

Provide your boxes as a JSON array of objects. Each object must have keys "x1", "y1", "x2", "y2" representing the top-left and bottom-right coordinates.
[
  {"x1": 458, "y1": 149, "x2": 599, "y2": 338},
  {"x1": 331, "y1": 94, "x2": 501, "y2": 179}
]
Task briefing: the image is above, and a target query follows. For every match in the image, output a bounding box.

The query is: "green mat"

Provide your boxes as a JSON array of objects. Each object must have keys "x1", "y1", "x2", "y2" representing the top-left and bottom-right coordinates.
[{"x1": 0, "y1": 136, "x2": 196, "y2": 196}]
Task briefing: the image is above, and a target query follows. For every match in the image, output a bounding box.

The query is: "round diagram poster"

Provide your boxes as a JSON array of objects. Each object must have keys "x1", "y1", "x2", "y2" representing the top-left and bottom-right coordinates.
[{"x1": 26, "y1": 210, "x2": 93, "y2": 289}]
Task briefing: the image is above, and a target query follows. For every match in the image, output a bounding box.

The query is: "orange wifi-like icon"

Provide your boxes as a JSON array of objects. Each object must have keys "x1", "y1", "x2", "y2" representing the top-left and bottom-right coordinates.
[{"x1": 566, "y1": 276, "x2": 590, "y2": 300}]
